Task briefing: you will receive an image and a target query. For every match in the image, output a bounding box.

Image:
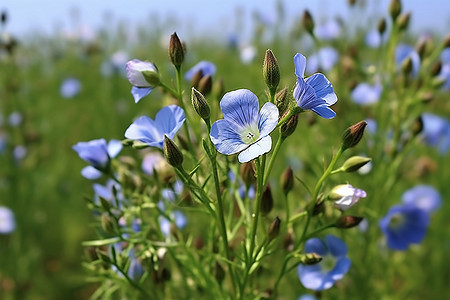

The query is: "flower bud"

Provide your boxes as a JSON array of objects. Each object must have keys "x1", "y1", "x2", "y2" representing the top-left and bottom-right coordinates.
[
  {"x1": 280, "y1": 166, "x2": 294, "y2": 194},
  {"x1": 396, "y1": 12, "x2": 410, "y2": 31},
  {"x1": 1, "y1": 11, "x2": 7, "y2": 25},
  {"x1": 348, "y1": 0, "x2": 356, "y2": 6},
  {"x1": 275, "y1": 87, "x2": 289, "y2": 115},
  {"x1": 168, "y1": 32, "x2": 185, "y2": 68},
  {"x1": 312, "y1": 199, "x2": 325, "y2": 216},
  {"x1": 302, "y1": 10, "x2": 315, "y2": 36},
  {"x1": 336, "y1": 215, "x2": 364, "y2": 229},
  {"x1": 163, "y1": 136, "x2": 183, "y2": 168},
  {"x1": 401, "y1": 56, "x2": 413, "y2": 76},
  {"x1": 377, "y1": 18, "x2": 387, "y2": 35},
  {"x1": 329, "y1": 184, "x2": 367, "y2": 211},
  {"x1": 214, "y1": 262, "x2": 226, "y2": 283},
  {"x1": 280, "y1": 113, "x2": 299, "y2": 138},
  {"x1": 126, "y1": 60, "x2": 160, "y2": 88},
  {"x1": 341, "y1": 156, "x2": 372, "y2": 172},
  {"x1": 191, "y1": 87, "x2": 210, "y2": 120},
  {"x1": 298, "y1": 252, "x2": 322, "y2": 265},
  {"x1": 430, "y1": 61, "x2": 442, "y2": 77},
  {"x1": 191, "y1": 70, "x2": 203, "y2": 88},
  {"x1": 101, "y1": 214, "x2": 115, "y2": 233},
  {"x1": 389, "y1": 0, "x2": 402, "y2": 22},
  {"x1": 445, "y1": 34, "x2": 450, "y2": 48},
  {"x1": 260, "y1": 184, "x2": 274, "y2": 215},
  {"x1": 263, "y1": 49, "x2": 280, "y2": 95},
  {"x1": 342, "y1": 120, "x2": 367, "y2": 149},
  {"x1": 240, "y1": 162, "x2": 256, "y2": 187},
  {"x1": 410, "y1": 115, "x2": 423, "y2": 137},
  {"x1": 268, "y1": 216, "x2": 281, "y2": 241},
  {"x1": 198, "y1": 74, "x2": 212, "y2": 95}
]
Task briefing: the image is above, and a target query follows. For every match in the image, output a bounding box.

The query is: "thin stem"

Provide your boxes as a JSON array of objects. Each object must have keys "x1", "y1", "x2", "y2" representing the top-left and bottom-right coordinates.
[
  {"x1": 249, "y1": 155, "x2": 266, "y2": 259},
  {"x1": 263, "y1": 135, "x2": 285, "y2": 186}
]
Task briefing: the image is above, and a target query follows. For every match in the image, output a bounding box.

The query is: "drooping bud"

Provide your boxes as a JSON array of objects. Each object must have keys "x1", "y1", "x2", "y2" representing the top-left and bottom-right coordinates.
[
  {"x1": 198, "y1": 74, "x2": 212, "y2": 95},
  {"x1": 336, "y1": 215, "x2": 364, "y2": 228},
  {"x1": 126, "y1": 60, "x2": 160, "y2": 88},
  {"x1": 280, "y1": 113, "x2": 299, "y2": 138},
  {"x1": 342, "y1": 120, "x2": 367, "y2": 150},
  {"x1": 274, "y1": 87, "x2": 289, "y2": 115},
  {"x1": 298, "y1": 252, "x2": 322, "y2": 265},
  {"x1": 341, "y1": 156, "x2": 372, "y2": 172},
  {"x1": 163, "y1": 135, "x2": 183, "y2": 168},
  {"x1": 389, "y1": 0, "x2": 402, "y2": 22},
  {"x1": 260, "y1": 184, "x2": 274, "y2": 215},
  {"x1": 280, "y1": 166, "x2": 294, "y2": 194},
  {"x1": 396, "y1": 12, "x2": 410, "y2": 31},
  {"x1": 240, "y1": 162, "x2": 256, "y2": 187},
  {"x1": 268, "y1": 216, "x2": 281, "y2": 241},
  {"x1": 191, "y1": 87, "x2": 210, "y2": 120},
  {"x1": 168, "y1": 32, "x2": 185, "y2": 68},
  {"x1": 263, "y1": 49, "x2": 280, "y2": 95},
  {"x1": 302, "y1": 10, "x2": 315, "y2": 36},
  {"x1": 328, "y1": 184, "x2": 367, "y2": 211},
  {"x1": 377, "y1": 18, "x2": 387, "y2": 35}
]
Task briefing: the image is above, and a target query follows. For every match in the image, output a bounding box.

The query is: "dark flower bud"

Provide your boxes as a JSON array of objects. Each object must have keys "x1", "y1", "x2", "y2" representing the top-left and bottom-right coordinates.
[
  {"x1": 389, "y1": 0, "x2": 402, "y2": 21},
  {"x1": 302, "y1": 10, "x2": 315, "y2": 36},
  {"x1": 298, "y1": 252, "x2": 322, "y2": 265},
  {"x1": 280, "y1": 113, "x2": 299, "y2": 138},
  {"x1": 260, "y1": 184, "x2": 274, "y2": 215},
  {"x1": 341, "y1": 156, "x2": 372, "y2": 172},
  {"x1": 1, "y1": 10, "x2": 7, "y2": 25},
  {"x1": 396, "y1": 12, "x2": 410, "y2": 31},
  {"x1": 281, "y1": 166, "x2": 294, "y2": 194},
  {"x1": 283, "y1": 231, "x2": 294, "y2": 251},
  {"x1": 101, "y1": 214, "x2": 115, "y2": 233},
  {"x1": 336, "y1": 215, "x2": 363, "y2": 228},
  {"x1": 348, "y1": 0, "x2": 357, "y2": 6},
  {"x1": 191, "y1": 87, "x2": 210, "y2": 120},
  {"x1": 163, "y1": 136, "x2": 183, "y2": 168},
  {"x1": 431, "y1": 61, "x2": 442, "y2": 77},
  {"x1": 263, "y1": 49, "x2": 280, "y2": 95},
  {"x1": 377, "y1": 18, "x2": 387, "y2": 35},
  {"x1": 275, "y1": 87, "x2": 289, "y2": 115},
  {"x1": 420, "y1": 92, "x2": 434, "y2": 103},
  {"x1": 342, "y1": 120, "x2": 367, "y2": 150},
  {"x1": 410, "y1": 116, "x2": 423, "y2": 137},
  {"x1": 85, "y1": 246, "x2": 100, "y2": 262},
  {"x1": 445, "y1": 34, "x2": 450, "y2": 48},
  {"x1": 191, "y1": 70, "x2": 203, "y2": 89},
  {"x1": 168, "y1": 32, "x2": 184, "y2": 68},
  {"x1": 402, "y1": 56, "x2": 413, "y2": 76},
  {"x1": 214, "y1": 262, "x2": 226, "y2": 283},
  {"x1": 240, "y1": 162, "x2": 256, "y2": 187},
  {"x1": 268, "y1": 216, "x2": 281, "y2": 241},
  {"x1": 198, "y1": 74, "x2": 212, "y2": 95},
  {"x1": 416, "y1": 38, "x2": 430, "y2": 60},
  {"x1": 312, "y1": 199, "x2": 325, "y2": 216}
]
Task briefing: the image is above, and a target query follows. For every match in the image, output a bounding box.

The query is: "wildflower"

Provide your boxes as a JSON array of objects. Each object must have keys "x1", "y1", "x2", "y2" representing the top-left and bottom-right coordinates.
[
  {"x1": 8, "y1": 111, "x2": 22, "y2": 127},
  {"x1": 111, "y1": 243, "x2": 145, "y2": 280},
  {"x1": 73, "y1": 139, "x2": 122, "y2": 179},
  {"x1": 298, "y1": 235, "x2": 351, "y2": 290},
  {"x1": 421, "y1": 113, "x2": 450, "y2": 154},
  {"x1": 141, "y1": 152, "x2": 165, "y2": 175},
  {"x1": 60, "y1": 78, "x2": 81, "y2": 98},
  {"x1": 395, "y1": 44, "x2": 420, "y2": 76},
  {"x1": 401, "y1": 184, "x2": 442, "y2": 214},
  {"x1": 210, "y1": 89, "x2": 279, "y2": 163},
  {"x1": 293, "y1": 53, "x2": 338, "y2": 119},
  {"x1": 379, "y1": 204, "x2": 429, "y2": 250},
  {"x1": 306, "y1": 47, "x2": 339, "y2": 74},
  {"x1": 329, "y1": 184, "x2": 367, "y2": 210},
  {"x1": 0, "y1": 206, "x2": 15, "y2": 234},
  {"x1": 365, "y1": 30, "x2": 382, "y2": 48},
  {"x1": 184, "y1": 61, "x2": 216, "y2": 81},
  {"x1": 160, "y1": 211, "x2": 187, "y2": 237},
  {"x1": 124, "y1": 105, "x2": 185, "y2": 149},
  {"x1": 126, "y1": 59, "x2": 160, "y2": 103},
  {"x1": 13, "y1": 145, "x2": 27, "y2": 161},
  {"x1": 93, "y1": 179, "x2": 125, "y2": 209},
  {"x1": 314, "y1": 19, "x2": 341, "y2": 40},
  {"x1": 351, "y1": 82, "x2": 382, "y2": 105}
]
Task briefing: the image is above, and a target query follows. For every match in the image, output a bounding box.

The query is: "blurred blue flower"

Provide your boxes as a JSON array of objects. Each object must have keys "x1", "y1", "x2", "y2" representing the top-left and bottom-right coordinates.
[
  {"x1": 240, "y1": 45, "x2": 257, "y2": 64},
  {"x1": 73, "y1": 139, "x2": 123, "y2": 178},
  {"x1": 298, "y1": 294, "x2": 317, "y2": 300},
  {"x1": 8, "y1": 111, "x2": 22, "y2": 127},
  {"x1": 111, "y1": 243, "x2": 144, "y2": 280},
  {"x1": 306, "y1": 47, "x2": 339, "y2": 74},
  {"x1": 239, "y1": 184, "x2": 255, "y2": 200},
  {"x1": 402, "y1": 185, "x2": 442, "y2": 214},
  {"x1": 184, "y1": 61, "x2": 216, "y2": 81},
  {"x1": 13, "y1": 145, "x2": 27, "y2": 161},
  {"x1": 124, "y1": 105, "x2": 185, "y2": 149},
  {"x1": 160, "y1": 210, "x2": 187, "y2": 237},
  {"x1": 60, "y1": 78, "x2": 81, "y2": 98},
  {"x1": 101, "y1": 51, "x2": 129, "y2": 77},
  {"x1": 0, "y1": 133, "x2": 6, "y2": 154},
  {"x1": 298, "y1": 235, "x2": 351, "y2": 290},
  {"x1": 93, "y1": 179, "x2": 125, "y2": 208},
  {"x1": 365, "y1": 118, "x2": 378, "y2": 135},
  {"x1": 142, "y1": 152, "x2": 165, "y2": 175},
  {"x1": 379, "y1": 204, "x2": 429, "y2": 250},
  {"x1": 365, "y1": 30, "x2": 382, "y2": 48},
  {"x1": 351, "y1": 83, "x2": 382, "y2": 105},
  {"x1": 210, "y1": 89, "x2": 279, "y2": 163},
  {"x1": 0, "y1": 206, "x2": 16, "y2": 234},
  {"x1": 126, "y1": 59, "x2": 159, "y2": 103},
  {"x1": 293, "y1": 53, "x2": 338, "y2": 119},
  {"x1": 421, "y1": 113, "x2": 450, "y2": 154},
  {"x1": 314, "y1": 19, "x2": 340, "y2": 40},
  {"x1": 395, "y1": 44, "x2": 420, "y2": 76},
  {"x1": 439, "y1": 48, "x2": 450, "y2": 90}
]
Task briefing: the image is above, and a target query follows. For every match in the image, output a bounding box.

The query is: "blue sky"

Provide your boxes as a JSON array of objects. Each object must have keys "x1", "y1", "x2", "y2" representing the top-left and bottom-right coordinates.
[{"x1": 2, "y1": 0, "x2": 449, "y2": 39}]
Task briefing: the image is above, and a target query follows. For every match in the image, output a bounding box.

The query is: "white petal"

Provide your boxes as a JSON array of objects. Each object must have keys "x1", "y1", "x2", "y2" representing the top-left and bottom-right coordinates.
[{"x1": 238, "y1": 135, "x2": 272, "y2": 163}]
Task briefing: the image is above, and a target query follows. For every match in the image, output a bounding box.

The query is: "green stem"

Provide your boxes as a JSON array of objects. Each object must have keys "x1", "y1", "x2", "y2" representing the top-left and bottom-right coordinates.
[
  {"x1": 249, "y1": 156, "x2": 266, "y2": 259},
  {"x1": 263, "y1": 135, "x2": 285, "y2": 186}
]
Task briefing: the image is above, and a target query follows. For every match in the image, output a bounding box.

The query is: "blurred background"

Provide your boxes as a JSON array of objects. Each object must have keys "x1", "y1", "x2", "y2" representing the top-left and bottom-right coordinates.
[{"x1": 0, "y1": 0, "x2": 449, "y2": 299}]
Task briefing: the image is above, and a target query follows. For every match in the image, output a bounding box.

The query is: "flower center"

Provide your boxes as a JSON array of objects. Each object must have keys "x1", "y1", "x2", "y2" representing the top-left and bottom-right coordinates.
[
  {"x1": 388, "y1": 213, "x2": 405, "y2": 230},
  {"x1": 321, "y1": 254, "x2": 336, "y2": 273},
  {"x1": 240, "y1": 123, "x2": 260, "y2": 145}
]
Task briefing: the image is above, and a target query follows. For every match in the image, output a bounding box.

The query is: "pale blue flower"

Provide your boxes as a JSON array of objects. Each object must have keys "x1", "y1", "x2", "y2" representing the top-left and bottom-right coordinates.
[
  {"x1": 13, "y1": 145, "x2": 27, "y2": 161},
  {"x1": 124, "y1": 105, "x2": 185, "y2": 149},
  {"x1": 402, "y1": 185, "x2": 442, "y2": 214},
  {"x1": 365, "y1": 30, "x2": 382, "y2": 48},
  {"x1": 60, "y1": 78, "x2": 81, "y2": 98},
  {"x1": 126, "y1": 59, "x2": 159, "y2": 103},
  {"x1": 298, "y1": 294, "x2": 317, "y2": 300},
  {"x1": 8, "y1": 111, "x2": 22, "y2": 127},
  {"x1": 184, "y1": 61, "x2": 216, "y2": 81},
  {"x1": 160, "y1": 211, "x2": 187, "y2": 237},
  {"x1": 395, "y1": 44, "x2": 420, "y2": 76},
  {"x1": 331, "y1": 184, "x2": 367, "y2": 211},
  {"x1": 210, "y1": 89, "x2": 279, "y2": 163},
  {"x1": 306, "y1": 47, "x2": 339, "y2": 74},
  {"x1": 93, "y1": 179, "x2": 125, "y2": 208},
  {"x1": 314, "y1": 19, "x2": 340, "y2": 40},
  {"x1": 421, "y1": 113, "x2": 450, "y2": 154},
  {"x1": 439, "y1": 48, "x2": 450, "y2": 90},
  {"x1": 0, "y1": 206, "x2": 16, "y2": 234},
  {"x1": 240, "y1": 45, "x2": 257, "y2": 64},
  {"x1": 142, "y1": 152, "x2": 164, "y2": 175},
  {"x1": 351, "y1": 83, "x2": 382, "y2": 105},
  {"x1": 294, "y1": 53, "x2": 338, "y2": 119},
  {"x1": 298, "y1": 235, "x2": 351, "y2": 290}
]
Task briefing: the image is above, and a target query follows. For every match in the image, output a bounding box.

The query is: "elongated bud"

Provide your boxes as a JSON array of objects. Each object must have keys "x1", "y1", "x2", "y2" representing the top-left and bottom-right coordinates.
[
  {"x1": 1, "y1": 11, "x2": 7, "y2": 25},
  {"x1": 312, "y1": 199, "x2": 325, "y2": 216},
  {"x1": 260, "y1": 184, "x2": 274, "y2": 215},
  {"x1": 298, "y1": 252, "x2": 322, "y2": 265},
  {"x1": 101, "y1": 214, "x2": 115, "y2": 233},
  {"x1": 341, "y1": 156, "x2": 372, "y2": 172},
  {"x1": 431, "y1": 61, "x2": 442, "y2": 77},
  {"x1": 402, "y1": 56, "x2": 413, "y2": 75},
  {"x1": 191, "y1": 87, "x2": 210, "y2": 120},
  {"x1": 281, "y1": 166, "x2": 294, "y2": 194},
  {"x1": 389, "y1": 0, "x2": 402, "y2": 21},
  {"x1": 280, "y1": 113, "x2": 299, "y2": 138},
  {"x1": 99, "y1": 196, "x2": 111, "y2": 212},
  {"x1": 214, "y1": 262, "x2": 225, "y2": 283},
  {"x1": 169, "y1": 32, "x2": 184, "y2": 68},
  {"x1": 377, "y1": 18, "x2": 387, "y2": 35},
  {"x1": 275, "y1": 87, "x2": 289, "y2": 115},
  {"x1": 191, "y1": 70, "x2": 203, "y2": 88},
  {"x1": 336, "y1": 215, "x2": 363, "y2": 228},
  {"x1": 396, "y1": 12, "x2": 410, "y2": 31},
  {"x1": 268, "y1": 216, "x2": 281, "y2": 241},
  {"x1": 302, "y1": 10, "x2": 315, "y2": 36},
  {"x1": 198, "y1": 74, "x2": 212, "y2": 95},
  {"x1": 163, "y1": 136, "x2": 183, "y2": 168},
  {"x1": 410, "y1": 116, "x2": 423, "y2": 137},
  {"x1": 240, "y1": 162, "x2": 256, "y2": 187},
  {"x1": 342, "y1": 120, "x2": 367, "y2": 150},
  {"x1": 263, "y1": 49, "x2": 280, "y2": 95}
]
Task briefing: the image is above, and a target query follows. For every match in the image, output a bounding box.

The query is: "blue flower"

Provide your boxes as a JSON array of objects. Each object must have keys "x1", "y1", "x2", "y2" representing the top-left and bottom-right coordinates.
[
  {"x1": 124, "y1": 105, "x2": 185, "y2": 149},
  {"x1": 60, "y1": 78, "x2": 81, "y2": 99},
  {"x1": 379, "y1": 204, "x2": 429, "y2": 250},
  {"x1": 298, "y1": 235, "x2": 351, "y2": 290},
  {"x1": 365, "y1": 30, "x2": 382, "y2": 48},
  {"x1": 421, "y1": 113, "x2": 450, "y2": 154},
  {"x1": 160, "y1": 211, "x2": 187, "y2": 237},
  {"x1": 314, "y1": 19, "x2": 340, "y2": 41},
  {"x1": 305, "y1": 47, "x2": 339, "y2": 74},
  {"x1": 126, "y1": 59, "x2": 160, "y2": 103},
  {"x1": 351, "y1": 82, "x2": 382, "y2": 105},
  {"x1": 141, "y1": 152, "x2": 165, "y2": 175},
  {"x1": 93, "y1": 179, "x2": 125, "y2": 209},
  {"x1": 401, "y1": 185, "x2": 442, "y2": 214},
  {"x1": 439, "y1": 48, "x2": 450, "y2": 90},
  {"x1": 184, "y1": 61, "x2": 216, "y2": 81},
  {"x1": 395, "y1": 44, "x2": 420, "y2": 76},
  {"x1": 0, "y1": 206, "x2": 16, "y2": 234},
  {"x1": 73, "y1": 139, "x2": 123, "y2": 179},
  {"x1": 293, "y1": 53, "x2": 338, "y2": 119},
  {"x1": 298, "y1": 294, "x2": 317, "y2": 300},
  {"x1": 8, "y1": 111, "x2": 22, "y2": 127},
  {"x1": 111, "y1": 243, "x2": 145, "y2": 280},
  {"x1": 210, "y1": 89, "x2": 279, "y2": 163}
]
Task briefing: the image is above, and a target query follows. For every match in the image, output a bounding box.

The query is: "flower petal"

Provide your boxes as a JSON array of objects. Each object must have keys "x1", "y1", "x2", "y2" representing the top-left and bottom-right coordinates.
[
  {"x1": 220, "y1": 89, "x2": 259, "y2": 128},
  {"x1": 124, "y1": 116, "x2": 164, "y2": 148},
  {"x1": 81, "y1": 166, "x2": 102, "y2": 180},
  {"x1": 325, "y1": 235, "x2": 348, "y2": 257},
  {"x1": 298, "y1": 265, "x2": 328, "y2": 290},
  {"x1": 258, "y1": 102, "x2": 279, "y2": 137},
  {"x1": 304, "y1": 237, "x2": 327, "y2": 256},
  {"x1": 294, "y1": 53, "x2": 307, "y2": 78},
  {"x1": 293, "y1": 80, "x2": 324, "y2": 110},
  {"x1": 305, "y1": 73, "x2": 337, "y2": 105},
  {"x1": 238, "y1": 135, "x2": 272, "y2": 163},
  {"x1": 126, "y1": 59, "x2": 157, "y2": 87},
  {"x1": 131, "y1": 86, "x2": 152, "y2": 103},
  {"x1": 107, "y1": 140, "x2": 123, "y2": 158},
  {"x1": 311, "y1": 105, "x2": 336, "y2": 119},
  {"x1": 329, "y1": 257, "x2": 351, "y2": 280},
  {"x1": 210, "y1": 119, "x2": 248, "y2": 155},
  {"x1": 154, "y1": 105, "x2": 186, "y2": 140}
]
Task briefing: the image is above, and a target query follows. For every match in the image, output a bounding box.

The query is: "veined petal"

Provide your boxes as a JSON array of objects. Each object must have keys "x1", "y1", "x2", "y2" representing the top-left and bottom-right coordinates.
[
  {"x1": 124, "y1": 116, "x2": 164, "y2": 148},
  {"x1": 293, "y1": 79, "x2": 325, "y2": 110},
  {"x1": 258, "y1": 102, "x2": 279, "y2": 137},
  {"x1": 306, "y1": 73, "x2": 337, "y2": 105},
  {"x1": 237, "y1": 135, "x2": 272, "y2": 163},
  {"x1": 210, "y1": 119, "x2": 248, "y2": 155},
  {"x1": 311, "y1": 105, "x2": 336, "y2": 119},
  {"x1": 107, "y1": 140, "x2": 123, "y2": 158},
  {"x1": 154, "y1": 105, "x2": 185, "y2": 139},
  {"x1": 220, "y1": 89, "x2": 259, "y2": 128},
  {"x1": 131, "y1": 86, "x2": 152, "y2": 103},
  {"x1": 294, "y1": 53, "x2": 307, "y2": 78}
]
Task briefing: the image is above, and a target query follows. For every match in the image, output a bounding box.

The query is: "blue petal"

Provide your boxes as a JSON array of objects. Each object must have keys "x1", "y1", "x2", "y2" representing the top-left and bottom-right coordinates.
[
  {"x1": 311, "y1": 105, "x2": 336, "y2": 119},
  {"x1": 293, "y1": 79, "x2": 325, "y2": 110},
  {"x1": 81, "y1": 166, "x2": 102, "y2": 180},
  {"x1": 401, "y1": 185, "x2": 442, "y2": 213},
  {"x1": 107, "y1": 140, "x2": 123, "y2": 158},
  {"x1": 317, "y1": 47, "x2": 339, "y2": 71},
  {"x1": 304, "y1": 237, "x2": 327, "y2": 256},
  {"x1": 258, "y1": 102, "x2": 279, "y2": 137},
  {"x1": 298, "y1": 264, "x2": 328, "y2": 290},
  {"x1": 154, "y1": 105, "x2": 186, "y2": 139},
  {"x1": 131, "y1": 86, "x2": 152, "y2": 103},
  {"x1": 93, "y1": 183, "x2": 113, "y2": 200},
  {"x1": 124, "y1": 116, "x2": 164, "y2": 148},
  {"x1": 237, "y1": 135, "x2": 272, "y2": 163},
  {"x1": 305, "y1": 73, "x2": 337, "y2": 105},
  {"x1": 184, "y1": 61, "x2": 217, "y2": 80},
  {"x1": 220, "y1": 89, "x2": 259, "y2": 128},
  {"x1": 294, "y1": 53, "x2": 307, "y2": 78},
  {"x1": 210, "y1": 119, "x2": 247, "y2": 155},
  {"x1": 325, "y1": 235, "x2": 348, "y2": 257},
  {"x1": 351, "y1": 83, "x2": 382, "y2": 105},
  {"x1": 329, "y1": 257, "x2": 351, "y2": 281},
  {"x1": 174, "y1": 210, "x2": 187, "y2": 229}
]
